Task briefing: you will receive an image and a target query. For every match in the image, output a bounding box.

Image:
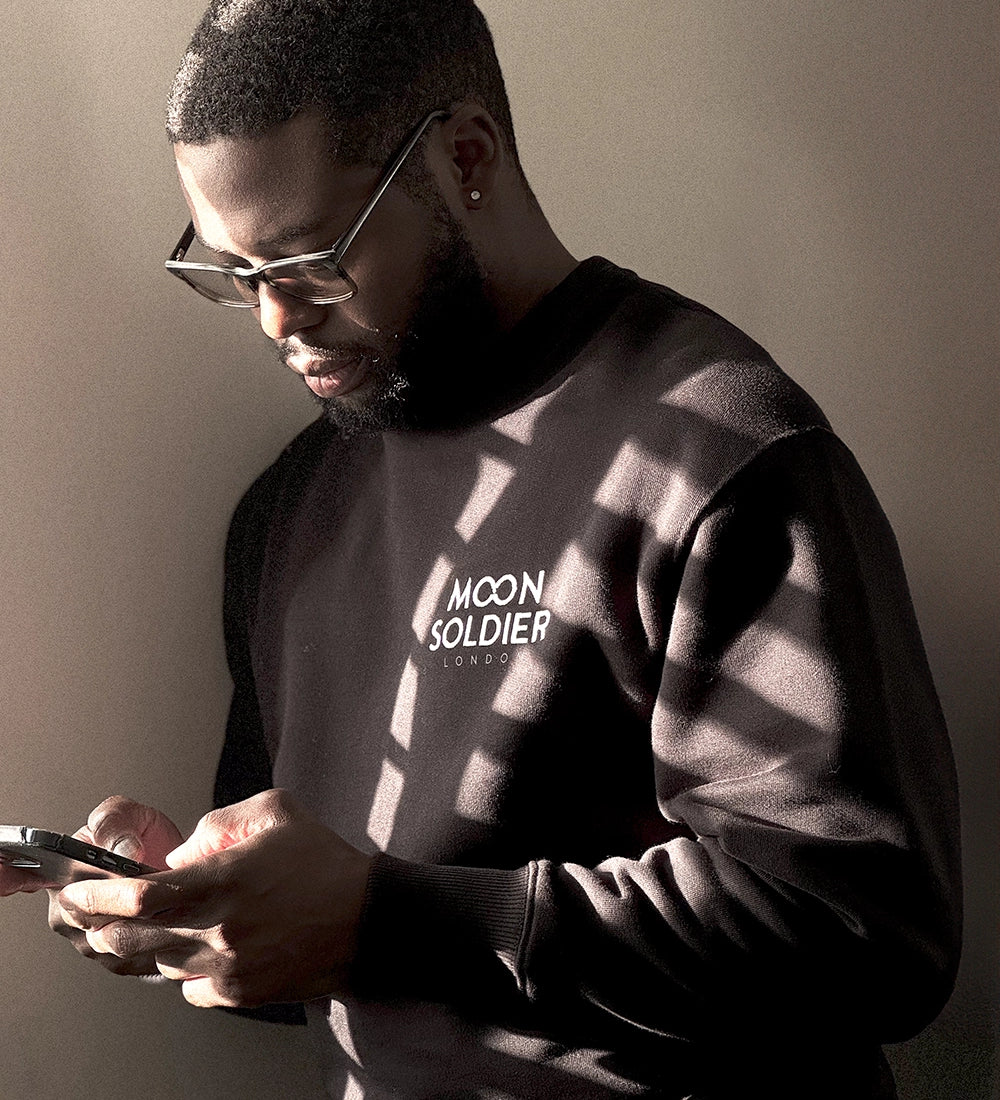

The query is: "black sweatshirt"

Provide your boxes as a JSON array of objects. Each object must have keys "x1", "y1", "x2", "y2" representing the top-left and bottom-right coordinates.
[{"x1": 217, "y1": 259, "x2": 961, "y2": 1099}]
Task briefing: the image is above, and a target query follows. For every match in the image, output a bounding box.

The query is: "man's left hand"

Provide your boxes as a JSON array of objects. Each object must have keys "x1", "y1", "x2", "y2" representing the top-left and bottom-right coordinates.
[{"x1": 56, "y1": 789, "x2": 372, "y2": 1008}]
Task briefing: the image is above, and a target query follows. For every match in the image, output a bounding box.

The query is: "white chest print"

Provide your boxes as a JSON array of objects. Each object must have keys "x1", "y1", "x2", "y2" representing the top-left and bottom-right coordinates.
[{"x1": 427, "y1": 570, "x2": 551, "y2": 654}]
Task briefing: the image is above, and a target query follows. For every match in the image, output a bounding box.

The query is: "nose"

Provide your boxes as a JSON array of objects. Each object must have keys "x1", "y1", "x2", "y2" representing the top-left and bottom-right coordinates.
[{"x1": 255, "y1": 282, "x2": 328, "y2": 341}]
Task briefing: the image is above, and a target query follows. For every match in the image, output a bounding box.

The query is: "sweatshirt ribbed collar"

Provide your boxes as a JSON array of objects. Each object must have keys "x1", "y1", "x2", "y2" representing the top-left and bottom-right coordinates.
[{"x1": 392, "y1": 256, "x2": 639, "y2": 434}]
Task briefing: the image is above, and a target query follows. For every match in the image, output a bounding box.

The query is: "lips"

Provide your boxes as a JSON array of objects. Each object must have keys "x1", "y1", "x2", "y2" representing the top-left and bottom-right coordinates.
[
  {"x1": 302, "y1": 361, "x2": 367, "y2": 399},
  {"x1": 282, "y1": 344, "x2": 372, "y2": 400}
]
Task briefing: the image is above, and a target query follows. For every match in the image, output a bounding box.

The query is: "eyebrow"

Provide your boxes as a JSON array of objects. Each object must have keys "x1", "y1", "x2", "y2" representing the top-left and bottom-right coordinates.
[
  {"x1": 255, "y1": 220, "x2": 330, "y2": 251},
  {"x1": 195, "y1": 219, "x2": 331, "y2": 261},
  {"x1": 194, "y1": 232, "x2": 243, "y2": 260}
]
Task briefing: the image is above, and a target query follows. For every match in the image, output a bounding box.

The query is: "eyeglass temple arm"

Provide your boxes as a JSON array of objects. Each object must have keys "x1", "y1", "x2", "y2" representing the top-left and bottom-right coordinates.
[
  {"x1": 169, "y1": 221, "x2": 197, "y2": 263},
  {"x1": 166, "y1": 110, "x2": 449, "y2": 268},
  {"x1": 332, "y1": 110, "x2": 450, "y2": 261}
]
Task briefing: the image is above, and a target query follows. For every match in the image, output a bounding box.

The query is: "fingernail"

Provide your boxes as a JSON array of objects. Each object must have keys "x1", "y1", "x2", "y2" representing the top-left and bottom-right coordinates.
[{"x1": 110, "y1": 836, "x2": 142, "y2": 859}]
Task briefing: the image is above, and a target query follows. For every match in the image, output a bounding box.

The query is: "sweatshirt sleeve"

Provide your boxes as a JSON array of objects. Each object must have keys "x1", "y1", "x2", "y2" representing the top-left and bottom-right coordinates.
[
  {"x1": 214, "y1": 471, "x2": 308, "y2": 1027},
  {"x1": 214, "y1": 476, "x2": 277, "y2": 811},
  {"x1": 354, "y1": 429, "x2": 961, "y2": 1045}
]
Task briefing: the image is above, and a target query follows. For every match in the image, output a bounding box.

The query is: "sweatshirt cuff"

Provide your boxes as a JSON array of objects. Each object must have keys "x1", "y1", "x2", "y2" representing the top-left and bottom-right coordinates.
[{"x1": 352, "y1": 853, "x2": 534, "y2": 1000}]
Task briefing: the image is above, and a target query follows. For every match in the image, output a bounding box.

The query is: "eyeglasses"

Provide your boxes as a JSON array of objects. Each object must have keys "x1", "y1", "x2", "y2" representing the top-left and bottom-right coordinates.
[{"x1": 165, "y1": 109, "x2": 450, "y2": 308}]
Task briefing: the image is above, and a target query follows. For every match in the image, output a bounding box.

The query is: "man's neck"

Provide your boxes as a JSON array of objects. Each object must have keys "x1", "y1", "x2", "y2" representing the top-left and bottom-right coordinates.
[
  {"x1": 473, "y1": 191, "x2": 579, "y2": 331},
  {"x1": 488, "y1": 243, "x2": 580, "y2": 331}
]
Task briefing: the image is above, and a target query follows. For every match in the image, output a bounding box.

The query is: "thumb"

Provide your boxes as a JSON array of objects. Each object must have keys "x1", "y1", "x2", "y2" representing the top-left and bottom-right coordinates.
[
  {"x1": 165, "y1": 809, "x2": 251, "y2": 869},
  {"x1": 87, "y1": 797, "x2": 183, "y2": 870},
  {"x1": 165, "y1": 792, "x2": 295, "y2": 869}
]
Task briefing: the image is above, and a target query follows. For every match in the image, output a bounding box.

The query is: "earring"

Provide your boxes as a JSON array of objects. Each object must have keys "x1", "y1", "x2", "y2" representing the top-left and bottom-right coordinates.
[{"x1": 470, "y1": 189, "x2": 482, "y2": 202}]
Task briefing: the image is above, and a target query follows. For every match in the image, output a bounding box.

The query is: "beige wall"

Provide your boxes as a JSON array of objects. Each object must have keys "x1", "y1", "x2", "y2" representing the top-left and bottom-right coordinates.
[{"x1": 1, "y1": 3, "x2": 995, "y2": 1097}]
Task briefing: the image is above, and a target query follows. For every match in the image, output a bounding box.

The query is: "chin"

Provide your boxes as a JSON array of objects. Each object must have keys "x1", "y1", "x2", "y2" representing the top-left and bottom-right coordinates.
[{"x1": 312, "y1": 370, "x2": 410, "y2": 437}]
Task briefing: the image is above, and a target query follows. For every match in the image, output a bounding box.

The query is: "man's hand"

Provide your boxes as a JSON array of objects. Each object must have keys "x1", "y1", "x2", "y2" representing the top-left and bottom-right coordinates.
[
  {"x1": 47, "y1": 796, "x2": 184, "y2": 977},
  {"x1": 54, "y1": 789, "x2": 373, "y2": 1008},
  {"x1": 0, "y1": 862, "x2": 50, "y2": 896}
]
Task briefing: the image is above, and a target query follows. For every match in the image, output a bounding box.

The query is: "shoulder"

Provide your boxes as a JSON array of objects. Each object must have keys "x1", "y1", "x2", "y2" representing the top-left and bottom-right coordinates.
[
  {"x1": 556, "y1": 260, "x2": 840, "y2": 546},
  {"x1": 577, "y1": 260, "x2": 830, "y2": 443}
]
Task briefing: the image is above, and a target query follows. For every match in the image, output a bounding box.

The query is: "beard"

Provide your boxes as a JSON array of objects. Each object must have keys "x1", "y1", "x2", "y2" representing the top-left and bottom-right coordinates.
[{"x1": 298, "y1": 202, "x2": 497, "y2": 437}]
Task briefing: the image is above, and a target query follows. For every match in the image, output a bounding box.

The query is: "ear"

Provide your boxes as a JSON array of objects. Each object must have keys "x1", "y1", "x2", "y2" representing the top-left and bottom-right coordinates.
[{"x1": 438, "y1": 104, "x2": 502, "y2": 209}]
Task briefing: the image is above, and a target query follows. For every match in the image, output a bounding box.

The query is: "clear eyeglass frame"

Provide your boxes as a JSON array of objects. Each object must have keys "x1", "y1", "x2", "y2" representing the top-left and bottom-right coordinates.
[{"x1": 164, "y1": 109, "x2": 450, "y2": 308}]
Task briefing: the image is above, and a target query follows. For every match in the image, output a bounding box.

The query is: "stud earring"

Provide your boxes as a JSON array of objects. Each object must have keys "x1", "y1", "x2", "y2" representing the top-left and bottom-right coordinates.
[{"x1": 470, "y1": 189, "x2": 482, "y2": 202}]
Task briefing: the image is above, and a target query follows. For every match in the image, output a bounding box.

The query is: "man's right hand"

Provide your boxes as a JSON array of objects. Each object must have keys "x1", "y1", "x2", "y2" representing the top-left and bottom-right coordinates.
[{"x1": 46, "y1": 796, "x2": 183, "y2": 977}]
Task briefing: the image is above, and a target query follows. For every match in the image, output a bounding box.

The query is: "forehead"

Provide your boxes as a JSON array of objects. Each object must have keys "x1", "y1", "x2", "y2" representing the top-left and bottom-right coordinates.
[{"x1": 173, "y1": 110, "x2": 374, "y2": 257}]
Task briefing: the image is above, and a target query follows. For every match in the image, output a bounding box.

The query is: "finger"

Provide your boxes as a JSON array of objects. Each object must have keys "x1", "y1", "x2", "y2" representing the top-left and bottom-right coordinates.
[
  {"x1": 48, "y1": 889, "x2": 105, "y2": 943},
  {"x1": 88, "y1": 941, "x2": 164, "y2": 976},
  {"x1": 58, "y1": 872, "x2": 189, "y2": 927},
  {"x1": 165, "y1": 795, "x2": 286, "y2": 868},
  {"x1": 165, "y1": 826, "x2": 226, "y2": 869},
  {"x1": 165, "y1": 789, "x2": 300, "y2": 869},
  {"x1": 58, "y1": 878, "x2": 144, "y2": 927},
  {"x1": 46, "y1": 890, "x2": 160, "y2": 973},
  {"x1": 0, "y1": 864, "x2": 51, "y2": 895},
  {"x1": 87, "y1": 797, "x2": 151, "y2": 860},
  {"x1": 166, "y1": 832, "x2": 225, "y2": 869},
  {"x1": 59, "y1": 851, "x2": 227, "y2": 928},
  {"x1": 52, "y1": 921, "x2": 163, "y2": 975},
  {"x1": 85, "y1": 919, "x2": 189, "y2": 960},
  {"x1": 52, "y1": 919, "x2": 107, "y2": 961},
  {"x1": 88, "y1": 797, "x2": 182, "y2": 867},
  {"x1": 155, "y1": 959, "x2": 207, "y2": 983},
  {"x1": 181, "y1": 975, "x2": 237, "y2": 1009}
]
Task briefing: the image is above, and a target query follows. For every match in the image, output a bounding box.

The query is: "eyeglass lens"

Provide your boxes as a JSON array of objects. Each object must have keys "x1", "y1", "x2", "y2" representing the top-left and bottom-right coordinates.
[{"x1": 180, "y1": 260, "x2": 354, "y2": 306}]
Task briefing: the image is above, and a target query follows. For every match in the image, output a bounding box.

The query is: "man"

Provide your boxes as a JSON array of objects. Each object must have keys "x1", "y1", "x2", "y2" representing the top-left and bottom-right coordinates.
[{"x1": 2, "y1": 1, "x2": 960, "y2": 1097}]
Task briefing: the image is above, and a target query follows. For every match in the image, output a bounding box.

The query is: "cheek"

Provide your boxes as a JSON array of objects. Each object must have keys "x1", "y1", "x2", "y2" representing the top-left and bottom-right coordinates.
[
  {"x1": 338, "y1": 203, "x2": 438, "y2": 336},
  {"x1": 355, "y1": 255, "x2": 428, "y2": 336}
]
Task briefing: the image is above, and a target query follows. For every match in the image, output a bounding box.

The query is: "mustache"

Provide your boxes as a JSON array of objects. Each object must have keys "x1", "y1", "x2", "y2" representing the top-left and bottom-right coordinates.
[{"x1": 275, "y1": 339, "x2": 383, "y2": 373}]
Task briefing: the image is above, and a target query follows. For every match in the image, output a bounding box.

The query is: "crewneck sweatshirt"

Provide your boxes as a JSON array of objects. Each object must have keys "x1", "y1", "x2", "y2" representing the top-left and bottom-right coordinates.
[{"x1": 217, "y1": 259, "x2": 961, "y2": 1099}]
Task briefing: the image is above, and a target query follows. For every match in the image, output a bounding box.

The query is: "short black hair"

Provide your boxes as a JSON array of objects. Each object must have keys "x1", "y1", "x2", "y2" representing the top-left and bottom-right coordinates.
[{"x1": 166, "y1": 0, "x2": 522, "y2": 171}]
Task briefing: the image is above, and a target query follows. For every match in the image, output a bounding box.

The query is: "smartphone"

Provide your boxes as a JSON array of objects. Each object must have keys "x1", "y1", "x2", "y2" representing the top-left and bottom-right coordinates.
[{"x1": 0, "y1": 825, "x2": 157, "y2": 887}]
